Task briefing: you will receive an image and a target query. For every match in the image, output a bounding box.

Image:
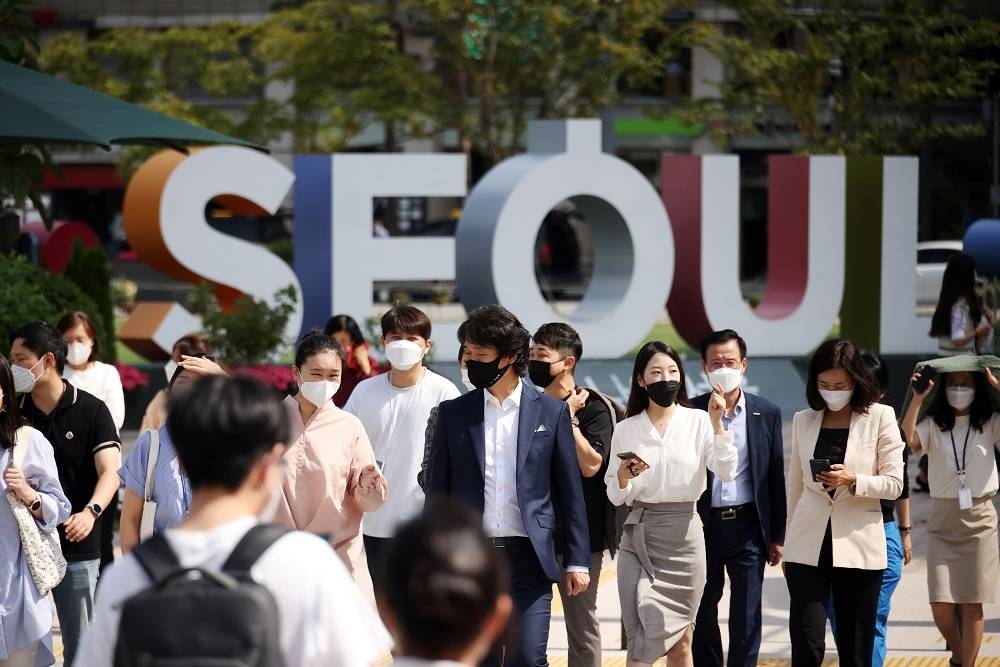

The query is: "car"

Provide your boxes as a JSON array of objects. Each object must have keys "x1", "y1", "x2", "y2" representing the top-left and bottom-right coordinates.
[{"x1": 916, "y1": 240, "x2": 963, "y2": 306}]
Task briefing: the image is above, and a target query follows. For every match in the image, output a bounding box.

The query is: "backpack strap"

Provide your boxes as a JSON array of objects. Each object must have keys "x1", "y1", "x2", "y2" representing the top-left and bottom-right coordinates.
[
  {"x1": 144, "y1": 429, "x2": 161, "y2": 502},
  {"x1": 221, "y1": 524, "x2": 291, "y2": 576},
  {"x1": 132, "y1": 532, "x2": 184, "y2": 586}
]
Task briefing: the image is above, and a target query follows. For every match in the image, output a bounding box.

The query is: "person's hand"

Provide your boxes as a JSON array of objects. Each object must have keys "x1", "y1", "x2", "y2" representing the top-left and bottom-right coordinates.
[
  {"x1": 64, "y1": 510, "x2": 96, "y2": 542},
  {"x1": 768, "y1": 543, "x2": 783, "y2": 567},
  {"x1": 901, "y1": 531, "x2": 913, "y2": 565},
  {"x1": 708, "y1": 389, "x2": 726, "y2": 433},
  {"x1": 909, "y1": 371, "x2": 934, "y2": 400},
  {"x1": 976, "y1": 320, "x2": 993, "y2": 336},
  {"x1": 817, "y1": 464, "x2": 856, "y2": 492},
  {"x1": 180, "y1": 355, "x2": 226, "y2": 376},
  {"x1": 3, "y1": 465, "x2": 36, "y2": 505},
  {"x1": 617, "y1": 456, "x2": 649, "y2": 487},
  {"x1": 566, "y1": 387, "x2": 589, "y2": 417},
  {"x1": 358, "y1": 464, "x2": 388, "y2": 501},
  {"x1": 564, "y1": 571, "x2": 590, "y2": 596},
  {"x1": 986, "y1": 367, "x2": 1000, "y2": 392}
]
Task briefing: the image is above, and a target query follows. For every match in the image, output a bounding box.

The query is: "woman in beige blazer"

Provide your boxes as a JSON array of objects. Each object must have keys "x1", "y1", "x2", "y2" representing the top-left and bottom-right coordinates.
[{"x1": 785, "y1": 339, "x2": 904, "y2": 667}]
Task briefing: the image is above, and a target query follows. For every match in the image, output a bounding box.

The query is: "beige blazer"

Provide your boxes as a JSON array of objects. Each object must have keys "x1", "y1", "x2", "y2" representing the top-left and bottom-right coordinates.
[{"x1": 785, "y1": 402, "x2": 904, "y2": 570}]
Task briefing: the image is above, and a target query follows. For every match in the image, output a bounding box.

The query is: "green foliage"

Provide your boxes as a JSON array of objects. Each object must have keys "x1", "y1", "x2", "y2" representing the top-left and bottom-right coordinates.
[
  {"x1": 63, "y1": 241, "x2": 116, "y2": 362},
  {"x1": 408, "y1": 0, "x2": 676, "y2": 165},
  {"x1": 266, "y1": 237, "x2": 294, "y2": 266},
  {"x1": 187, "y1": 283, "x2": 298, "y2": 366},
  {"x1": 0, "y1": 0, "x2": 38, "y2": 67},
  {"x1": 683, "y1": 0, "x2": 1000, "y2": 154},
  {"x1": 0, "y1": 254, "x2": 107, "y2": 355}
]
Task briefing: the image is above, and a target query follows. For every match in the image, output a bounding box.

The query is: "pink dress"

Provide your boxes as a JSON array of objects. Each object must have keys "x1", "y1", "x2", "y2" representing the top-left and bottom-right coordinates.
[{"x1": 273, "y1": 396, "x2": 382, "y2": 573}]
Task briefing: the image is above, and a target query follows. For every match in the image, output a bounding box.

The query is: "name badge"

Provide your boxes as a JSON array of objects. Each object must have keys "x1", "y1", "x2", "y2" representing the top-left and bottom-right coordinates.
[{"x1": 959, "y1": 487, "x2": 973, "y2": 510}]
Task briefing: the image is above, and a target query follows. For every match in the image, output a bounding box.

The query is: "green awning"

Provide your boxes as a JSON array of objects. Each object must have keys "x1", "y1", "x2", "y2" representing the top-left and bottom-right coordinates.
[{"x1": 0, "y1": 60, "x2": 264, "y2": 151}]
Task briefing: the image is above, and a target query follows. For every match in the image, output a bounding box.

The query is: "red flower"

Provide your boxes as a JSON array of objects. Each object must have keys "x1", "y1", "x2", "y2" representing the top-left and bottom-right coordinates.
[{"x1": 113, "y1": 362, "x2": 150, "y2": 392}]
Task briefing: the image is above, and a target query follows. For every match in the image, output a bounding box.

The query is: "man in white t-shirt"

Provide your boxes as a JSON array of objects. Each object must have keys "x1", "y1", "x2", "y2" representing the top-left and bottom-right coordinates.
[
  {"x1": 345, "y1": 305, "x2": 460, "y2": 593},
  {"x1": 76, "y1": 375, "x2": 392, "y2": 667}
]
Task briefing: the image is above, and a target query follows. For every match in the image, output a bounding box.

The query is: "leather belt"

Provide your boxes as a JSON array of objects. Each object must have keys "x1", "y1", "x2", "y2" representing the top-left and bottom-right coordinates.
[
  {"x1": 488, "y1": 536, "x2": 530, "y2": 548},
  {"x1": 711, "y1": 502, "x2": 755, "y2": 521}
]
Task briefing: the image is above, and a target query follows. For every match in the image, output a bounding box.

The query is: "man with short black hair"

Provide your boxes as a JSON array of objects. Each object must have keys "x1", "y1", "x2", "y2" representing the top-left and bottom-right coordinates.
[
  {"x1": 692, "y1": 329, "x2": 786, "y2": 667},
  {"x1": 11, "y1": 321, "x2": 121, "y2": 667},
  {"x1": 76, "y1": 375, "x2": 391, "y2": 666},
  {"x1": 529, "y1": 322, "x2": 614, "y2": 667},
  {"x1": 427, "y1": 305, "x2": 590, "y2": 667},
  {"x1": 345, "y1": 305, "x2": 460, "y2": 592}
]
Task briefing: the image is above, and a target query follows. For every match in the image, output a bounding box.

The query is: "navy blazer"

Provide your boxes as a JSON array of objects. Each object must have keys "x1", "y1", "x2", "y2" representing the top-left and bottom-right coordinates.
[
  {"x1": 425, "y1": 382, "x2": 590, "y2": 581},
  {"x1": 693, "y1": 391, "x2": 786, "y2": 546}
]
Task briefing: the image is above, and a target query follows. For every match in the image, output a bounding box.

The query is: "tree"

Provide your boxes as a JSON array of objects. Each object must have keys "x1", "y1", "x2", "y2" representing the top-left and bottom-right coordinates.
[
  {"x1": 407, "y1": 0, "x2": 676, "y2": 168},
  {"x1": 683, "y1": 0, "x2": 1000, "y2": 154},
  {"x1": 63, "y1": 241, "x2": 116, "y2": 362}
]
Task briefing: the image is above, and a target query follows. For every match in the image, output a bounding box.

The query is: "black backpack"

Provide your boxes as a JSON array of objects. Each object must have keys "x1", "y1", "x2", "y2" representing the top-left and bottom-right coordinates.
[{"x1": 114, "y1": 524, "x2": 290, "y2": 667}]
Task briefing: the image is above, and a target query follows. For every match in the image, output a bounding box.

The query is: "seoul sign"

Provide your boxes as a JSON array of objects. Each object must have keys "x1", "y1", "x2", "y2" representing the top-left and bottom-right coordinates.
[{"x1": 122, "y1": 119, "x2": 931, "y2": 360}]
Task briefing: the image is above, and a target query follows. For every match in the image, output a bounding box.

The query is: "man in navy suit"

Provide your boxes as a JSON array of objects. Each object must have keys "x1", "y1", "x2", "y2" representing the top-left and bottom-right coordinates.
[
  {"x1": 426, "y1": 305, "x2": 591, "y2": 667},
  {"x1": 691, "y1": 330, "x2": 786, "y2": 667}
]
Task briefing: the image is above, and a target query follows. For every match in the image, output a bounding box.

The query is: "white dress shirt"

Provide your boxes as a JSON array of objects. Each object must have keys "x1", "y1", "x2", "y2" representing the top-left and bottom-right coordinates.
[
  {"x1": 711, "y1": 391, "x2": 755, "y2": 507},
  {"x1": 483, "y1": 381, "x2": 528, "y2": 537},
  {"x1": 605, "y1": 406, "x2": 738, "y2": 507}
]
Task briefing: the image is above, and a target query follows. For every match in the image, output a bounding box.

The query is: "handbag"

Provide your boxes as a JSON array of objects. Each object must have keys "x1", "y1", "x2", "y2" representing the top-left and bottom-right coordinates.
[
  {"x1": 6, "y1": 426, "x2": 67, "y2": 595},
  {"x1": 139, "y1": 428, "x2": 160, "y2": 541}
]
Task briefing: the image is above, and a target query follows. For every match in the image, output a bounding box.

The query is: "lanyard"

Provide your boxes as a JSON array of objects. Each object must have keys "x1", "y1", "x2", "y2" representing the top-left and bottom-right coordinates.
[{"x1": 950, "y1": 424, "x2": 972, "y2": 478}]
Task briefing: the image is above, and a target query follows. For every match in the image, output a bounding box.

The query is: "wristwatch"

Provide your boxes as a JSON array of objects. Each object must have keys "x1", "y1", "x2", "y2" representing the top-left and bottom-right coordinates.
[
  {"x1": 570, "y1": 417, "x2": 581, "y2": 428},
  {"x1": 22, "y1": 494, "x2": 41, "y2": 511},
  {"x1": 898, "y1": 525, "x2": 912, "y2": 533},
  {"x1": 86, "y1": 503, "x2": 103, "y2": 518}
]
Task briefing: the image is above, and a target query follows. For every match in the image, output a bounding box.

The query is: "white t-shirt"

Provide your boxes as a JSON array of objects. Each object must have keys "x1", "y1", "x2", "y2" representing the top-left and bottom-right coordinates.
[
  {"x1": 915, "y1": 413, "x2": 1000, "y2": 498},
  {"x1": 64, "y1": 361, "x2": 125, "y2": 431},
  {"x1": 75, "y1": 517, "x2": 393, "y2": 667},
  {"x1": 345, "y1": 370, "x2": 460, "y2": 538}
]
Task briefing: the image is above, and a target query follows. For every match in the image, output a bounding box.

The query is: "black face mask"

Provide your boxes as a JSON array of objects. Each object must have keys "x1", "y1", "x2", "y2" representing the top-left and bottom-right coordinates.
[
  {"x1": 465, "y1": 356, "x2": 511, "y2": 390},
  {"x1": 528, "y1": 359, "x2": 563, "y2": 389},
  {"x1": 646, "y1": 380, "x2": 681, "y2": 407}
]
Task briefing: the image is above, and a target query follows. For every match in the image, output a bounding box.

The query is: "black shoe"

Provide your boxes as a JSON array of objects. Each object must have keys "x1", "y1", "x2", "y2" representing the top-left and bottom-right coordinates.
[{"x1": 913, "y1": 479, "x2": 930, "y2": 493}]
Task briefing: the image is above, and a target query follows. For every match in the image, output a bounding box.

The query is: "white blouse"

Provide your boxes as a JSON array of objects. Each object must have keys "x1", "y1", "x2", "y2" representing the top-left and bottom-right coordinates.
[
  {"x1": 65, "y1": 361, "x2": 125, "y2": 432},
  {"x1": 914, "y1": 413, "x2": 1000, "y2": 499},
  {"x1": 605, "y1": 406, "x2": 738, "y2": 506}
]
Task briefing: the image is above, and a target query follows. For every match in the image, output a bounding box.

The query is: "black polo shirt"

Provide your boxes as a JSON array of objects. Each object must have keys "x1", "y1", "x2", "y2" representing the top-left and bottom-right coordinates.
[
  {"x1": 555, "y1": 388, "x2": 616, "y2": 554},
  {"x1": 20, "y1": 380, "x2": 121, "y2": 562}
]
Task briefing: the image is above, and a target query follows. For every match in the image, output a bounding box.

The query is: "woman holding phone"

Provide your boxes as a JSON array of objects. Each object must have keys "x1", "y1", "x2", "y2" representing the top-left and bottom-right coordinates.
[
  {"x1": 900, "y1": 363, "x2": 1000, "y2": 667},
  {"x1": 605, "y1": 341, "x2": 737, "y2": 667},
  {"x1": 784, "y1": 339, "x2": 903, "y2": 667}
]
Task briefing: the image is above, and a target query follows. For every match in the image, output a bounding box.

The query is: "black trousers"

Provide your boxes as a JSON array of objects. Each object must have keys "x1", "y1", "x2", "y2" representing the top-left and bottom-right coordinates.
[
  {"x1": 363, "y1": 534, "x2": 391, "y2": 596},
  {"x1": 693, "y1": 506, "x2": 767, "y2": 667},
  {"x1": 785, "y1": 524, "x2": 883, "y2": 667},
  {"x1": 98, "y1": 493, "x2": 119, "y2": 573}
]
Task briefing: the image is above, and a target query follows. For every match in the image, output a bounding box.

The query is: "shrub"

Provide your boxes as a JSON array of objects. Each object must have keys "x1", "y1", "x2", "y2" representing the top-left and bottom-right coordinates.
[
  {"x1": 187, "y1": 282, "x2": 298, "y2": 366},
  {"x1": 63, "y1": 241, "x2": 116, "y2": 361},
  {"x1": 113, "y1": 361, "x2": 150, "y2": 392},
  {"x1": 0, "y1": 253, "x2": 107, "y2": 353}
]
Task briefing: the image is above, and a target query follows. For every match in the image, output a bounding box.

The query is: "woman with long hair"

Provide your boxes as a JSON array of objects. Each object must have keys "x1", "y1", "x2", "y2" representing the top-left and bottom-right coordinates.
[
  {"x1": 0, "y1": 355, "x2": 72, "y2": 666},
  {"x1": 930, "y1": 253, "x2": 993, "y2": 356},
  {"x1": 325, "y1": 314, "x2": 377, "y2": 406},
  {"x1": 901, "y1": 365, "x2": 1000, "y2": 667},
  {"x1": 605, "y1": 341, "x2": 736, "y2": 667}
]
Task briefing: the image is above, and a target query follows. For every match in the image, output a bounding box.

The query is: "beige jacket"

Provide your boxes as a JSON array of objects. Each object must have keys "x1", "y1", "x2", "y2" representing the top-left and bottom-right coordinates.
[{"x1": 785, "y1": 402, "x2": 904, "y2": 570}]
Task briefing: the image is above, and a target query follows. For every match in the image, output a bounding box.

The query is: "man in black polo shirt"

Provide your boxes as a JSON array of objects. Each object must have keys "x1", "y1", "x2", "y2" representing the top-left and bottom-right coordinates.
[
  {"x1": 11, "y1": 321, "x2": 121, "y2": 667},
  {"x1": 529, "y1": 323, "x2": 615, "y2": 667}
]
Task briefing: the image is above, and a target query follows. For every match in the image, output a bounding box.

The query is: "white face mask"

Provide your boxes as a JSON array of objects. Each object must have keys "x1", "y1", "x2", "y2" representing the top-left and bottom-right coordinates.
[
  {"x1": 707, "y1": 367, "x2": 743, "y2": 394},
  {"x1": 460, "y1": 367, "x2": 475, "y2": 392},
  {"x1": 298, "y1": 376, "x2": 340, "y2": 407},
  {"x1": 164, "y1": 360, "x2": 179, "y2": 384},
  {"x1": 384, "y1": 339, "x2": 425, "y2": 371},
  {"x1": 66, "y1": 340, "x2": 92, "y2": 366},
  {"x1": 12, "y1": 359, "x2": 44, "y2": 394},
  {"x1": 819, "y1": 388, "x2": 853, "y2": 412},
  {"x1": 946, "y1": 386, "x2": 975, "y2": 411}
]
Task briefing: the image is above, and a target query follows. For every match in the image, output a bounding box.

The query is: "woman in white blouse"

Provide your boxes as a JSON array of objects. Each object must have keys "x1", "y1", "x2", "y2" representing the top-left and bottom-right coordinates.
[
  {"x1": 58, "y1": 311, "x2": 125, "y2": 432},
  {"x1": 605, "y1": 341, "x2": 736, "y2": 667}
]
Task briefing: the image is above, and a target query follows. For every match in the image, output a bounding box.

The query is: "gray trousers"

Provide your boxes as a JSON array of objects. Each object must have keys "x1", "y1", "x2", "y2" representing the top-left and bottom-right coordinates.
[{"x1": 556, "y1": 551, "x2": 605, "y2": 667}]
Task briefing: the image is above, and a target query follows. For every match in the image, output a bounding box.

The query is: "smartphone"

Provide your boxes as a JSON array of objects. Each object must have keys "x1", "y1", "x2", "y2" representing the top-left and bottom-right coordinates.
[
  {"x1": 617, "y1": 451, "x2": 647, "y2": 466},
  {"x1": 809, "y1": 458, "x2": 832, "y2": 481},
  {"x1": 912, "y1": 365, "x2": 937, "y2": 393}
]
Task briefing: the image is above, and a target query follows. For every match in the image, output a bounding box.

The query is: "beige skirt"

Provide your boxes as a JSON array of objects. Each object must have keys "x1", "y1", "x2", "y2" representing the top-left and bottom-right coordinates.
[
  {"x1": 617, "y1": 501, "x2": 704, "y2": 663},
  {"x1": 927, "y1": 496, "x2": 999, "y2": 604}
]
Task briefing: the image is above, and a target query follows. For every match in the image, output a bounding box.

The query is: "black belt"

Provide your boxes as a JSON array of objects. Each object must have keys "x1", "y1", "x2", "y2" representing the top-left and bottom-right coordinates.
[
  {"x1": 710, "y1": 502, "x2": 756, "y2": 520},
  {"x1": 488, "y1": 536, "x2": 531, "y2": 548}
]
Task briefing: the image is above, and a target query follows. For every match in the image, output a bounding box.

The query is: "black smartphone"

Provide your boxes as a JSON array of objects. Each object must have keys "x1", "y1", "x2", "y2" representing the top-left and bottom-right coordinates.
[
  {"x1": 912, "y1": 365, "x2": 937, "y2": 393},
  {"x1": 617, "y1": 451, "x2": 647, "y2": 466},
  {"x1": 809, "y1": 458, "x2": 832, "y2": 481}
]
